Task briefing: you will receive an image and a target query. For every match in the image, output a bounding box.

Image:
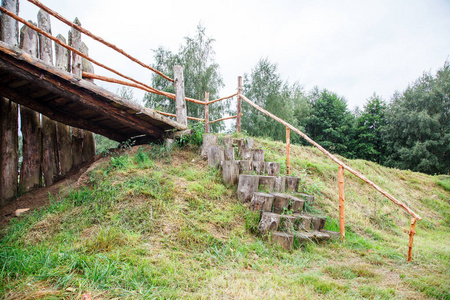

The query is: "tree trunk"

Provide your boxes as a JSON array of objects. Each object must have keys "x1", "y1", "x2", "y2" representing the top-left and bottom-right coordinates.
[
  {"x1": 222, "y1": 160, "x2": 239, "y2": 186},
  {"x1": 258, "y1": 212, "x2": 280, "y2": 234},
  {"x1": 201, "y1": 134, "x2": 218, "y2": 158},
  {"x1": 19, "y1": 23, "x2": 41, "y2": 192},
  {"x1": 270, "y1": 232, "x2": 294, "y2": 250},
  {"x1": 72, "y1": 127, "x2": 83, "y2": 167},
  {"x1": 208, "y1": 145, "x2": 224, "y2": 168},
  {"x1": 285, "y1": 176, "x2": 300, "y2": 192},
  {"x1": 38, "y1": 10, "x2": 57, "y2": 185},
  {"x1": 174, "y1": 65, "x2": 187, "y2": 126},
  {"x1": 54, "y1": 34, "x2": 73, "y2": 174},
  {"x1": 265, "y1": 162, "x2": 280, "y2": 176},
  {"x1": 272, "y1": 192, "x2": 290, "y2": 214},
  {"x1": 0, "y1": 0, "x2": 19, "y2": 204},
  {"x1": 80, "y1": 42, "x2": 95, "y2": 161},
  {"x1": 258, "y1": 175, "x2": 276, "y2": 192},
  {"x1": 250, "y1": 192, "x2": 274, "y2": 212},
  {"x1": 237, "y1": 174, "x2": 259, "y2": 203}
]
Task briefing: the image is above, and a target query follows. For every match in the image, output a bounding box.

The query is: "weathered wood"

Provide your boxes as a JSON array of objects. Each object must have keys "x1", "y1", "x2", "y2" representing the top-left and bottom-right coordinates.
[
  {"x1": 272, "y1": 193, "x2": 290, "y2": 214},
  {"x1": 250, "y1": 192, "x2": 274, "y2": 212},
  {"x1": 258, "y1": 212, "x2": 280, "y2": 233},
  {"x1": 252, "y1": 149, "x2": 264, "y2": 162},
  {"x1": 271, "y1": 232, "x2": 294, "y2": 250},
  {"x1": 286, "y1": 126, "x2": 290, "y2": 175},
  {"x1": 79, "y1": 42, "x2": 95, "y2": 162},
  {"x1": 72, "y1": 127, "x2": 83, "y2": 167},
  {"x1": 224, "y1": 146, "x2": 234, "y2": 161},
  {"x1": 208, "y1": 145, "x2": 224, "y2": 168},
  {"x1": 201, "y1": 134, "x2": 218, "y2": 158},
  {"x1": 174, "y1": 65, "x2": 187, "y2": 126},
  {"x1": 222, "y1": 137, "x2": 233, "y2": 148},
  {"x1": 285, "y1": 176, "x2": 300, "y2": 192},
  {"x1": 279, "y1": 215, "x2": 299, "y2": 232},
  {"x1": 407, "y1": 217, "x2": 416, "y2": 262},
  {"x1": 240, "y1": 148, "x2": 252, "y2": 161},
  {"x1": 274, "y1": 176, "x2": 286, "y2": 192},
  {"x1": 289, "y1": 195, "x2": 305, "y2": 214},
  {"x1": 19, "y1": 23, "x2": 41, "y2": 192},
  {"x1": 222, "y1": 160, "x2": 239, "y2": 186},
  {"x1": 308, "y1": 215, "x2": 326, "y2": 231},
  {"x1": 258, "y1": 175, "x2": 276, "y2": 192},
  {"x1": 68, "y1": 17, "x2": 81, "y2": 78},
  {"x1": 265, "y1": 162, "x2": 280, "y2": 176},
  {"x1": 252, "y1": 161, "x2": 265, "y2": 175},
  {"x1": 237, "y1": 160, "x2": 251, "y2": 174},
  {"x1": 204, "y1": 91, "x2": 209, "y2": 133},
  {"x1": 296, "y1": 214, "x2": 312, "y2": 231},
  {"x1": 38, "y1": 10, "x2": 57, "y2": 185},
  {"x1": 241, "y1": 93, "x2": 422, "y2": 221},
  {"x1": 320, "y1": 230, "x2": 340, "y2": 240},
  {"x1": 297, "y1": 193, "x2": 314, "y2": 203},
  {"x1": 339, "y1": 165, "x2": 345, "y2": 240},
  {"x1": 237, "y1": 175, "x2": 259, "y2": 203},
  {"x1": 0, "y1": 0, "x2": 19, "y2": 203},
  {"x1": 237, "y1": 76, "x2": 242, "y2": 132},
  {"x1": 54, "y1": 34, "x2": 72, "y2": 173}
]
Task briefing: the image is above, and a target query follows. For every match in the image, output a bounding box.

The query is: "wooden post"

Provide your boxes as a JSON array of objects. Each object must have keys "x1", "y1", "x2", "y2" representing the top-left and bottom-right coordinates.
[
  {"x1": 80, "y1": 41, "x2": 96, "y2": 162},
  {"x1": 174, "y1": 65, "x2": 187, "y2": 126},
  {"x1": 338, "y1": 165, "x2": 345, "y2": 240},
  {"x1": 237, "y1": 76, "x2": 242, "y2": 133},
  {"x1": 407, "y1": 217, "x2": 417, "y2": 262},
  {"x1": 0, "y1": 0, "x2": 19, "y2": 203},
  {"x1": 286, "y1": 126, "x2": 290, "y2": 175},
  {"x1": 38, "y1": 9, "x2": 58, "y2": 186},
  {"x1": 204, "y1": 91, "x2": 210, "y2": 133},
  {"x1": 19, "y1": 22, "x2": 42, "y2": 192},
  {"x1": 54, "y1": 34, "x2": 73, "y2": 174}
]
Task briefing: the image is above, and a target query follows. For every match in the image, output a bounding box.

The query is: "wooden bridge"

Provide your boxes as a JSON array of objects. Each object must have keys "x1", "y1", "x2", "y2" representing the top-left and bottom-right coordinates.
[{"x1": 0, "y1": 41, "x2": 187, "y2": 143}]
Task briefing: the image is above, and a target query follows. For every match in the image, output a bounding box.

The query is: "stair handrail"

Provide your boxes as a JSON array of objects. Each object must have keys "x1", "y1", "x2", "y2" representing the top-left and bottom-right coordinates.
[{"x1": 239, "y1": 93, "x2": 421, "y2": 261}]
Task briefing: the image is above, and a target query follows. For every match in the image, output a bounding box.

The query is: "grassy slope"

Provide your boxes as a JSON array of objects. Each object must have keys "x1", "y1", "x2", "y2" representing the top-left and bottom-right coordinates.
[{"x1": 1, "y1": 138, "x2": 449, "y2": 299}]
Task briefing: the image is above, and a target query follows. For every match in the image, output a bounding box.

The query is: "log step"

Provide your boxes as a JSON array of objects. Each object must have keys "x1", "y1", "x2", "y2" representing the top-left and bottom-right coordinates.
[
  {"x1": 250, "y1": 192, "x2": 274, "y2": 212},
  {"x1": 294, "y1": 231, "x2": 331, "y2": 244},
  {"x1": 271, "y1": 231, "x2": 294, "y2": 250}
]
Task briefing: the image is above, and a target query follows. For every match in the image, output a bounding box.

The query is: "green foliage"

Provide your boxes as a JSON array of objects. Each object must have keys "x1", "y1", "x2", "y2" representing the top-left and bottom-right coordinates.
[
  {"x1": 242, "y1": 58, "x2": 309, "y2": 143},
  {"x1": 177, "y1": 121, "x2": 205, "y2": 148},
  {"x1": 305, "y1": 88, "x2": 355, "y2": 157},
  {"x1": 144, "y1": 24, "x2": 228, "y2": 132},
  {"x1": 383, "y1": 61, "x2": 450, "y2": 174}
]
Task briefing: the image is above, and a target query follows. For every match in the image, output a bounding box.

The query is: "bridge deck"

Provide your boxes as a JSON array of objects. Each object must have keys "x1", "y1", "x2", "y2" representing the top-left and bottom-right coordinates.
[{"x1": 0, "y1": 41, "x2": 187, "y2": 143}]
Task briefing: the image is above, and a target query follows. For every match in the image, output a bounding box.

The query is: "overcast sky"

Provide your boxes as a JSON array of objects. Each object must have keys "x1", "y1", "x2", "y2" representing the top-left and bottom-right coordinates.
[{"x1": 19, "y1": 0, "x2": 450, "y2": 110}]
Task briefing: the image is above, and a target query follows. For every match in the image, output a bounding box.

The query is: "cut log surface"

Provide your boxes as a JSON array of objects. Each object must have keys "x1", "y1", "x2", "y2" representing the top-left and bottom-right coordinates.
[
  {"x1": 250, "y1": 192, "x2": 274, "y2": 212},
  {"x1": 237, "y1": 175, "x2": 259, "y2": 203},
  {"x1": 258, "y1": 212, "x2": 281, "y2": 233},
  {"x1": 222, "y1": 160, "x2": 239, "y2": 186},
  {"x1": 285, "y1": 176, "x2": 300, "y2": 192},
  {"x1": 252, "y1": 161, "x2": 265, "y2": 175},
  {"x1": 272, "y1": 193, "x2": 290, "y2": 214},
  {"x1": 258, "y1": 175, "x2": 276, "y2": 192},
  {"x1": 274, "y1": 176, "x2": 286, "y2": 192},
  {"x1": 265, "y1": 162, "x2": 280, "y2": 176},
  {"x1": 297, "y1": 193, "x2": 314, "y2": 203},
  {"x1": 208, "y1": 145, "x2": 224, "y2": 168},
  {"x1": 201, "y1": 134, "x2": 218, "y2": 158},
  {"x1": 271, "y1": 232, "x2": 294, "y2": 250},
  {"x1": 321, "y1": 230, "x2": 340, "y2": 240},
  {"x1": 237, "y1": 160, "x2": 251, "y2": 174}
]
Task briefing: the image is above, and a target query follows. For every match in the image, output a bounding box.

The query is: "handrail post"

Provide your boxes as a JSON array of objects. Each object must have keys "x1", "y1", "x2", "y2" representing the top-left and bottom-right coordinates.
[
  {"x1": 338, "y1": 165, "x2": 345, "y2": 240},
  {"x1": 237, "y1": 76, "x2": 242, "y2": 133},
  {"x1": 407, "y1": 217, "x2": 417, "y2": 262},
  {"x1": 286, "y1": 126, "x2": 291, "y2": 175},
  {"x1": 174, "y1": 65, "x2": 187, "y2": 126},
  {"x1": 204, "y1": 91, "x2": 210, "y2": 133}
]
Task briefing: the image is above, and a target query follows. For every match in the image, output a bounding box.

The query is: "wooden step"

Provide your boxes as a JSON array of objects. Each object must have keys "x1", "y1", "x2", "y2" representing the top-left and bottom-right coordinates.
[
  {"x1": 258, "y1": 212, "x2": 281, "y2": 233},
  {"x1": 271, "y1": 231, "x2": 294, "y2": 250},
  {"x1": 250, "y1": 192, "x2": 274, "y2": 212},
  {"x1": 237, "y1": 175, "x2": 259, "y2": 203},
  {"x1": 201, "y1": 134, "x2": 218, "y2": 158},
  {"x1": 297, "y1": 193, "x2": 314, "y2": 203},
  {"x1": 294, "y1": 231, "x2": 330, "y2": 244}
]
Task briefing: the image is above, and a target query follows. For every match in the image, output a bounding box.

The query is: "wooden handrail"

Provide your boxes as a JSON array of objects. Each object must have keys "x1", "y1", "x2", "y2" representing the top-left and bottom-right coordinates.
[
  {"x1": 239, "y1": 93, "x2": 422, "y2": 221},
  {"x1": 209, "y1": 115, "x2": 238, "y2": 124},
  {"x1": 154, "y1": 110, "x2": 205, "y2": 122},
  {"x1": 207, "y1": 93, "x2": 237, "y2": 105},
  {"x1": 27, "y1": 0, "x2": 174, "y2": 82}
]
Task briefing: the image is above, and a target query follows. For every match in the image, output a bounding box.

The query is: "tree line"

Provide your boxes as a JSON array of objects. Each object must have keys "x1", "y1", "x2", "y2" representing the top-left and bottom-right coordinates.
[{"x1": 143, "y1": 25, "x2": 449, "y2": 175}]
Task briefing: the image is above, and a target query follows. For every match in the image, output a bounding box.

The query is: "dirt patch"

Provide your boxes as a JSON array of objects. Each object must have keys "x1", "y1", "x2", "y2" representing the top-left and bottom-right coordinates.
[{"x1": 0, "y1": 153, "x2": 109, "y2": 229}]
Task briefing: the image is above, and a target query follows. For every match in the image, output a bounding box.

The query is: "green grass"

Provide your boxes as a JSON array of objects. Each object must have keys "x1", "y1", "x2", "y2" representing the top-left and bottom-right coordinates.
[{"x1": 1, "y1": 140, "x2": 449, "y2": 299}]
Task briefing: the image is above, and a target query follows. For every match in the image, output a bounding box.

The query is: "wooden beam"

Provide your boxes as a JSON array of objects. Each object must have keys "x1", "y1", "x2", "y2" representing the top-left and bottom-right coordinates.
[
  {"x1": 237, "y1": 76, "x2": 242, "y2": 133},
  {"x1": 174, "y1": 65, "x2": 187, "y2": 126},
  {"x1": 205, "y1": 91, "x2": 209, "y2": 133}
]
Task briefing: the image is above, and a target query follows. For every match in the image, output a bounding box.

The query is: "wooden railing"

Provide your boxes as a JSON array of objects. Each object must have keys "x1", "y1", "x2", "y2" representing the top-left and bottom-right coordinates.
[{"x1": 5, "y1": 0, "x2": 422, "y2": 261}]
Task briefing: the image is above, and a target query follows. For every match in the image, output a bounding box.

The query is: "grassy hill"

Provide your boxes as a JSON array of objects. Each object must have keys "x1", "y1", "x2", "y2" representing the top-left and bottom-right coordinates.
[{"x1": 1, "y1": 136, "x2": 449, "y2": 299}]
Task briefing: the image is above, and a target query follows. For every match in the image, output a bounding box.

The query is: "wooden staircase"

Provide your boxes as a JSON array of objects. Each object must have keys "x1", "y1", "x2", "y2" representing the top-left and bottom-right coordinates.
[{"x1": 201, "y1": 134, "x2": 340, "y2": 250}]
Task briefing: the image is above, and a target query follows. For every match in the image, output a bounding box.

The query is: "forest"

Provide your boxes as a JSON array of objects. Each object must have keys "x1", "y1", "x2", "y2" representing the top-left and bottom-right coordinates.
[{"x1": 104, "y1": 25, "x2": 449, "y2": 175}]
